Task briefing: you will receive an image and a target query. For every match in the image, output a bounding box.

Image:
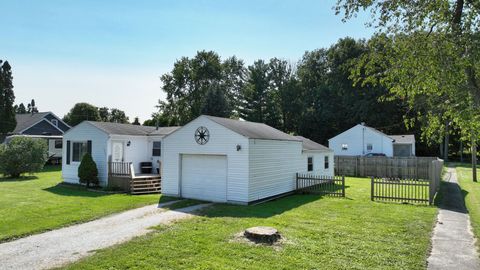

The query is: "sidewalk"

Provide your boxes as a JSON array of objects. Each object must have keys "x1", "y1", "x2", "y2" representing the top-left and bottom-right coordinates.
[{"x1": 427, "y1": 167, "x2": 480, "y2": 269}]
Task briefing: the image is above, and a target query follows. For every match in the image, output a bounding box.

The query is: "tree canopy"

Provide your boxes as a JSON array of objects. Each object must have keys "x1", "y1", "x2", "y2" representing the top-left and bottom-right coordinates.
[
  {"x1": 153, "y1": 44, "x2": 424, "y2": 152},
  {"x1": 63, "y1": 103, "x2": 101, "y2": 126},
  {"x1": 335, "y1": 0, "x2": 480, "y2": 179},
  {"x1": 63, "y1": 103, "x2": 130, "y2": 126}
]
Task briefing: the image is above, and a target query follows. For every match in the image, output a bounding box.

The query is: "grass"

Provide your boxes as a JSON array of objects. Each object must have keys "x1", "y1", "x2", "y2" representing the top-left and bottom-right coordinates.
[
  {"x1": 452, "y1": 162, "x2": 480, "y2": 249},
  {"x1": 0, "y1": 166, "x2": 172, "y2": 242},
  {"x1": 63, "y1": 177, "x2": 437, "y2": 270}
]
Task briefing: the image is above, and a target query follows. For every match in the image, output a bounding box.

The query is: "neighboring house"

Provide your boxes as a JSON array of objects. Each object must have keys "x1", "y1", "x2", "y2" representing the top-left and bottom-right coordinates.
[
  {"x1": 5, "y1": 112, "x2": 71, "y2": 160},
  {"x1": 62, "y1": 121, "x2": 180, "y2": 186},
  {"x1": 328, "y1": 123, "x2": 415, "y2": 157},
  {"x1": 162, "y1": 115, "x2": 334, "y2": 204}
]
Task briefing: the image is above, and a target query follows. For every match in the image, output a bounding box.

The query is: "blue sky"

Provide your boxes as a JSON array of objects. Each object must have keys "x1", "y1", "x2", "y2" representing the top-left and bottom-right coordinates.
[{"x1": 1, "y1": 0, "x2": 374, "y2": 122}]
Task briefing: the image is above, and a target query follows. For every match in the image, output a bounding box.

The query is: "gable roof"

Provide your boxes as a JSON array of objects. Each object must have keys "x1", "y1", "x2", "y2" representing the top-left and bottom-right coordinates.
[
  {"x1": 328, "y1": 123, "x2": 394, "y2": 142},
  {"x1": 204, "y1": 115, "x2": 300, "y2": 141},
  {"x1": 85, "y1": 121, "x2": 181, "y2": 136},
  {"x1": 363, "y1": 125, "x2": 393, "y2": 140},
  {"x1": 295, "y1": 136, "x2": 332, "y2": 152},
  {"x1": 390, "y1": 135, "x2": 415, "y2": 144},
  {"x1": 13, "y1": 112, "x2": 52, "y2": 134}
]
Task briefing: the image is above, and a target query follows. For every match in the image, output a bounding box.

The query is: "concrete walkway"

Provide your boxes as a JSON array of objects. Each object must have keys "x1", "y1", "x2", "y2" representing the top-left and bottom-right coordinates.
[
  {"x1": 0, "y1": 201, "x2": 210, "y2": 270},
  {"x1": 427, "y1": 167, "x2": 480, "y2": 270}
]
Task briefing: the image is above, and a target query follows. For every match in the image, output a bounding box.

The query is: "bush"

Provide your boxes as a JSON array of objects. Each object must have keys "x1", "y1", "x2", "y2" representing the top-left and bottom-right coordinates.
[
  {"x1": 78, "y1": 153, "x2": 99, "y2": 187},
  {"x1": 0, "y1": 137, "x2": 48, "y2": 178}
]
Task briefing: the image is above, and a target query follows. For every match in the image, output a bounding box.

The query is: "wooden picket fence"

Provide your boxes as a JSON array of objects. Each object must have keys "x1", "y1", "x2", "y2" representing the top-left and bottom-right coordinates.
[
  {"x1": 370, "y1": 159, "x2": 444, "y2": 205},
  {"x1": 296, "y1": 173, "x2": 345, "y2": 197},
  {"x1": 370, "y1": 178, "x2": 430, "y2": 204},
  {"x1": 334, "y1": 156, "x2": 438, "y2": 179}
]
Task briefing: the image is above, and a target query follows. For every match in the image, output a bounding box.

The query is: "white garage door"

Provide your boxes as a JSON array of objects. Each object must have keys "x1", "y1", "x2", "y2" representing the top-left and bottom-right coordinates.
[{"x1": 181, "y1": 154, "x2": 227, "y2": 202}]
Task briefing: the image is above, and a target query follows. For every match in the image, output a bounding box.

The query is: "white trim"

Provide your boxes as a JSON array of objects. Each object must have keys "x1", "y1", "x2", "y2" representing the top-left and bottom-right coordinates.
[
  {"x1": 71, "y1": 140, "x2": 89, "y2": 163},
  {"x1": 45, "y1": 111, "x2": 71, "y2": 129},
  {"x1": 19, "y1": 118, "x2": 65, "y2": 135},
  {"x1": 64, "y1": 121, "x2": 110, "y2": 137},
  {"x1": 307, "y1": 156, "x2": 314, "y2": 172},
  {"x1": 328, "y1": 124, "x2": 394, "y2": 143}
]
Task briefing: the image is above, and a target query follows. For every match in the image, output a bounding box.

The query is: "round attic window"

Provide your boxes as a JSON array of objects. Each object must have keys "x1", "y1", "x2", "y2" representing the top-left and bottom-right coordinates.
[{"x1": 194, "y1": 126, "x2": 210, "y2": 145}]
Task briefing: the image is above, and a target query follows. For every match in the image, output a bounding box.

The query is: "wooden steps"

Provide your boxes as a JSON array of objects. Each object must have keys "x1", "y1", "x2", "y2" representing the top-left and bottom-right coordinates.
[{"x1": 130, "y1": 177, "x2": 161, "y2": 195}]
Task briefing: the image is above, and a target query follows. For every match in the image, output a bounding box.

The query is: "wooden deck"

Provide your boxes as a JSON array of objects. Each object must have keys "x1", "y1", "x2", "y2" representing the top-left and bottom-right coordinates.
[{"x1": 108, "y1": 162, "x2": 162, "y2": 195}]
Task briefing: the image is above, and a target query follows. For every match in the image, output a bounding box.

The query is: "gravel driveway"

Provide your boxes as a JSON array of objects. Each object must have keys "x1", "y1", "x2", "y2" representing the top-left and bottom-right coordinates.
[{"x1": 0, "y1": 201, "x2": 210, "y2": 270}]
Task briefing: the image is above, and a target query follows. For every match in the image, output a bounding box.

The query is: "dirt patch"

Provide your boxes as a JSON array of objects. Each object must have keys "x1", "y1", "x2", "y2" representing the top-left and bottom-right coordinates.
[{"x1": 230, "y1": 231, "x2": 289, "y2": 251}]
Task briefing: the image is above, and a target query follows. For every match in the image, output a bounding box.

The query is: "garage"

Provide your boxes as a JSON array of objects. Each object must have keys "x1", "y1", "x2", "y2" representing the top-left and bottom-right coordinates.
[
  {"x1": 162, "y1": 115, "x2": 334, "y2": 204},
  {"x1": 181, "y1": 154, "x2": 227, "y2": 202}
]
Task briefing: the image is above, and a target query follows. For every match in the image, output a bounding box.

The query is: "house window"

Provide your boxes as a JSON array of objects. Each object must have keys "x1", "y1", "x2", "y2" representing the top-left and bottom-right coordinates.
[
  {"x1": 341, "y1": 144, "x2": 348, "y2": 151},
  {"x1": 54, "y1": 139, "x2": 63, "y2": 149},
  {"x1": 324, "y1": 156, "x2": 329, "y2": 169},
  {"x1": 72, "y1": 142, "x2": 88, "y2": 162},
  {"x1": 152, "y1": 141, "x2": 161, "y2": 156},
  {"x1": 51, "y1": 119, "x2": 58, "y2": 126},
  {"x1": 307, "y1": 157, "x2": 313, "y2": 172},
  {"x1": 367, "y1": 143, "x2": 373, "y2": 151}
]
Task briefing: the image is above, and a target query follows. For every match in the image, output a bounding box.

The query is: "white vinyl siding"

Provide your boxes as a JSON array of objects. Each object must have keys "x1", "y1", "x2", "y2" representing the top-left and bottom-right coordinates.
[
  {"x1": 62, "y1": 122, "x2": 109, "y2": 185},
  {"x1": 248, "y1": 139, "x2": 303, "y2": 202},
  {"x1": 301, "y1": 151, "x2": 334, "y2": 176},
  {"x1": 162, "y1": 116, "x2": 249, "y2": 203},
  {"x1": 329, "y1": 124, "x2": 394, "y2": 157}
]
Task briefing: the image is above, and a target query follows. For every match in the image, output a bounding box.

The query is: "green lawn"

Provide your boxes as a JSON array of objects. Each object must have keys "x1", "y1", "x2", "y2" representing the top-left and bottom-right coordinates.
[
  {"x1": 0, "y1": 166, "x2": 170, "y2": 242},
  {"x1": 454, "y1": 163, "x2": 480, "y2": 249},
  {"x1": 63, "y1": 177, "x2": 437, "y2": 270}
]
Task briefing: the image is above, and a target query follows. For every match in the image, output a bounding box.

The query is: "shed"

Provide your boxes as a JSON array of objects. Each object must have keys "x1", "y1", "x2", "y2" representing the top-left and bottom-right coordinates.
[{"x1": 162, "y1": 115, "x2": 334, "y2": 204}]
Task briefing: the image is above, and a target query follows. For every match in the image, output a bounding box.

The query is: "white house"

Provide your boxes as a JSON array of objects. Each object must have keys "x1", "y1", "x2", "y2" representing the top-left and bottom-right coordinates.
[
  {"x1": 328, "y1": 123, "x2": 415, "y2": 157},
  {"x1": 62, "y1": 121, "x2": 179, "y2": 186},
  {"x1": 161, "y1": 115, "x2": 334, "y2": 204}
]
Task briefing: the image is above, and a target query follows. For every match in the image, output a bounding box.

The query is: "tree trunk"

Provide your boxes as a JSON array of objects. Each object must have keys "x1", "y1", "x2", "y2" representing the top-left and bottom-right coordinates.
[
  {"x1": 460, "y1": 140, "x2": 463, "y2": 163},
  {"x1": 444, "y1": 121, "x2": 449, "y2": 161}
]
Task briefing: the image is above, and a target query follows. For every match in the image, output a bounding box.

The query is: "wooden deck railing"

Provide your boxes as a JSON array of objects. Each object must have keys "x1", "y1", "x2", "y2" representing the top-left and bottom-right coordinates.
[{"x1": 108, "y1": 162, "x2": 132, "y2": 177}]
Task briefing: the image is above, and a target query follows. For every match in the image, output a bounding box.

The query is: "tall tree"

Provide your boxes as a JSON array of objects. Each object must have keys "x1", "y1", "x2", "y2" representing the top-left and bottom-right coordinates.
[
  {"x1": 0, "y1": 61, "x2": 16, "y2": 136},
  {"x1": 98, "y1": 107, "x2": 110, "y2": 122},
  {"x1": 16, "y1": 103, "x2": 27, "y2": 114},
  {"x1": 268, "y1": 58, "x2": 296, "y2": 131},
  {"x1": 240, "y1": 60, "x2": 271, "y2": 123},
  {"x1": 132, "y1": 117, "x2": 141, "y2": 125},
  {"x1": 201, "y1": 84, "x2": 231, "y2": 117},
  {"x1": 63, "y1": 103, "x2": 100, "y2": 126},
  {"x1": 109, "y1": 108, "x2": 129, "y2": 123},
  {"x1": 160, "y1": 51, "x2": 245, "y2": 124},
  {"x1": 221, "y1": 56, "x2": 247, "y2": 116},
  {"x1": 27, "y1": 99, "x2": 38, "y2": 114},
  {"x1": 336, "y1": 0, "x2": 480, "y2": 180}
]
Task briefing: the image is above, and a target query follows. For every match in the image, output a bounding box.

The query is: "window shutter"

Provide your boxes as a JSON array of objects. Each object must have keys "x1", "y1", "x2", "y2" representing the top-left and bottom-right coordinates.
[
  {"x1": 66, "y1": 140, "x2": 71, "y2": 165},
  {"x1": 87, "y1": 140, "x2": 92, "y2": 155}
]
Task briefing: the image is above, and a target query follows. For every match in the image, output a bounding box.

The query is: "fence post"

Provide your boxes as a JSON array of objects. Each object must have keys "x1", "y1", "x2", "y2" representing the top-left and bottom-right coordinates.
[
  {"x1": 370, "y1": 176, "x2": 374, "y2": 201},
  {"x1": 295, "y1": 173, "x2": 298, "y2": 191},
  {"x1": 341, "y1": 175, "x2": 345, "y2": 197},
  {"x1": 428, "y1": 161, "x2": 434, "y2": 205}
]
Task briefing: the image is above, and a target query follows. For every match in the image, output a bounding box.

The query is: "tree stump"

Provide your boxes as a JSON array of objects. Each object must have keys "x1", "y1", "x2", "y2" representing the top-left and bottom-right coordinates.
[{"x1": 244, "y1": 226, "x2": 281, "y2": 244}]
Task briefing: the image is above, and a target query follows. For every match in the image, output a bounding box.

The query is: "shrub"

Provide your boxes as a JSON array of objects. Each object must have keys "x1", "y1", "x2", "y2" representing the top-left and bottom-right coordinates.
[
  {"x1": 78, "y1": 153, "x2": 99, "y2": 187},
  {"x1": 0, "y1": 137, "x2": 48, "y2": 178}
]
